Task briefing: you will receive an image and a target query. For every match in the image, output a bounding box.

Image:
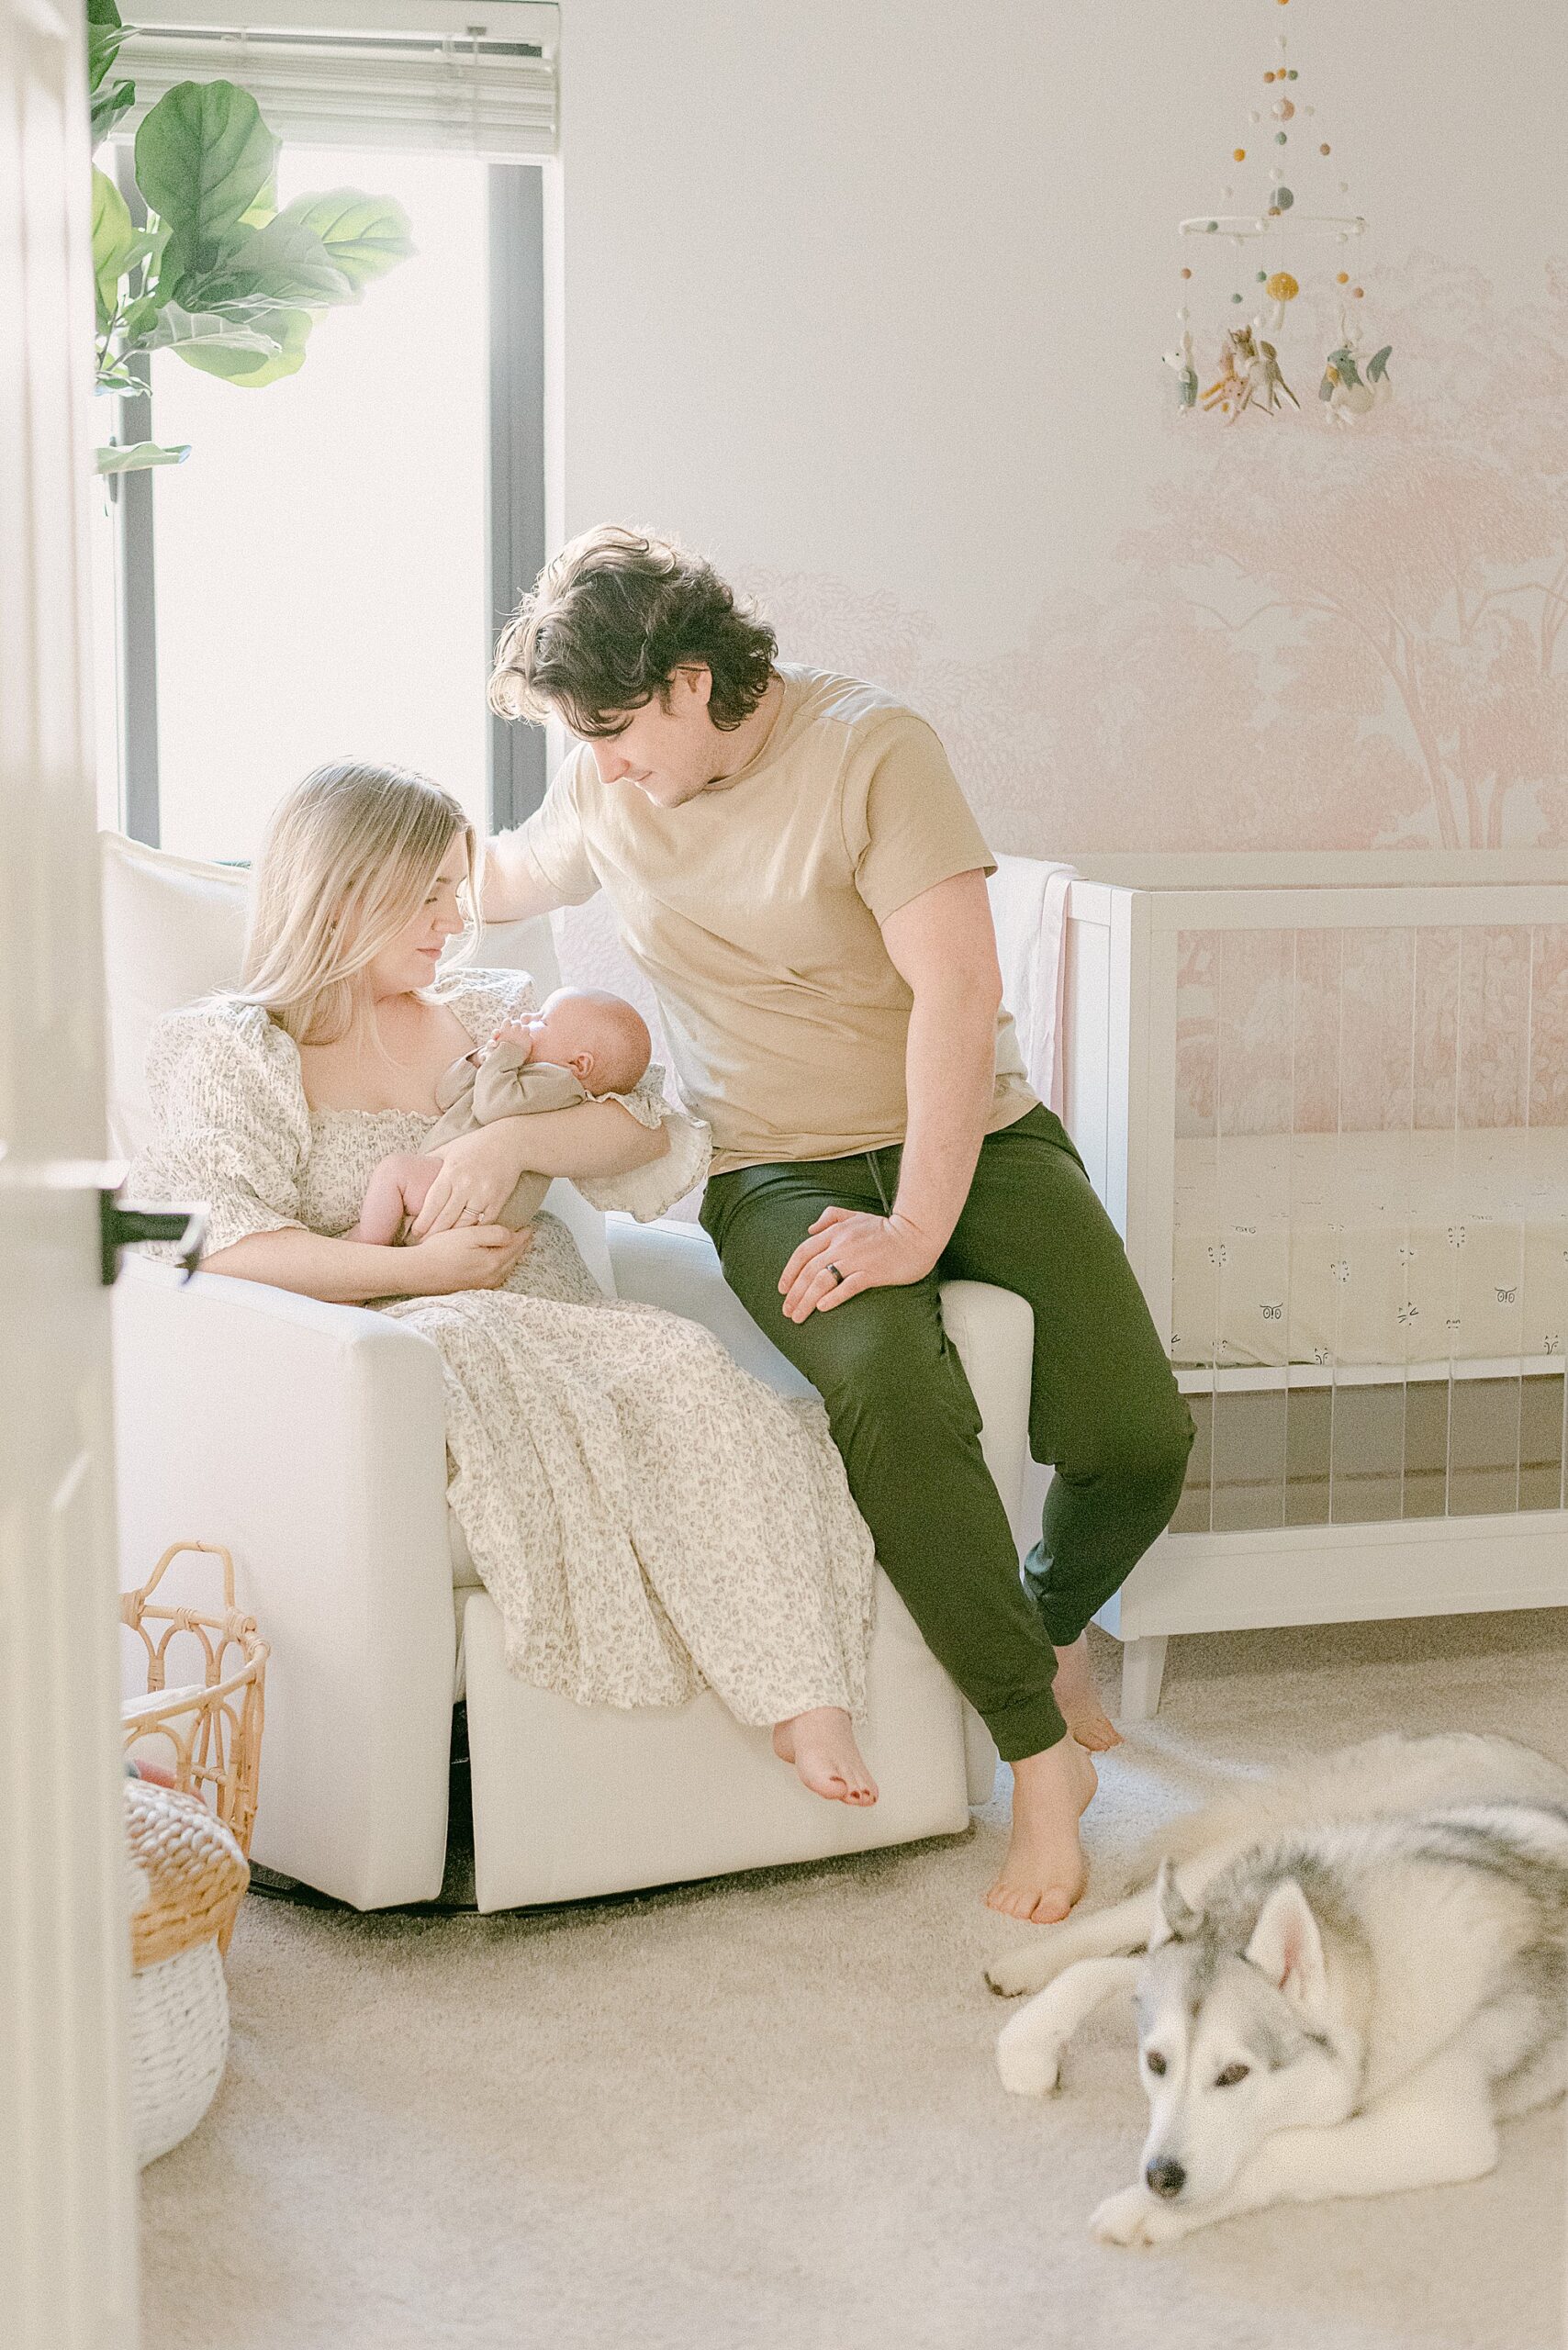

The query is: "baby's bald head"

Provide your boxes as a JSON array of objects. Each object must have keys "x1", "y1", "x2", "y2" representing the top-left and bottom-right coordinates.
[{"x1": 533, "y1": 987, "x2": 652, "y2": 1096}]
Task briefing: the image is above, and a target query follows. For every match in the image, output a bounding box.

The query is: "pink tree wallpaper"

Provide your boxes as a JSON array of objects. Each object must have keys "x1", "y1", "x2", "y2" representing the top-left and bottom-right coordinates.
[{"x1": 740, "y1": 253, "x2": 1568, "y2": 858}]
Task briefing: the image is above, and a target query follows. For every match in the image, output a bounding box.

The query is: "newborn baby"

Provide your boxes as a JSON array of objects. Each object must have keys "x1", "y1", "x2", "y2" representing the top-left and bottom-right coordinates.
[{"x1": 348, "y1": 986, "x2": 655, "y2": 1244}]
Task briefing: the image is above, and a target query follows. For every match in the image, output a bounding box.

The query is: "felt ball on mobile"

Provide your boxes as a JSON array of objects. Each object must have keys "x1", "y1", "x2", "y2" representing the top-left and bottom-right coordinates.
[
  {"x1": 1275, "y1": 130, "x2": 1288, "y2": 144},
  {"x1": 1320, "y1": 142, "x2": 1331, "y2": 155},
  {"x1": 1287, "y1": 67, "x2": 1298, "y2": 78},
  {"x1": 1337, "y1": 270, "x2": 1350, "y2": 284},
  {"x1": 1272, "y1": 185, "x2": 1294, "y2": 208},
  {"x1": 1263, "y1": 69, "x2": 1276, "y2": 82},
  {"x1": 1265, "y1": 271, "x2": 1299, "y2": 302},
  {"x1": 1205, "y1": 219, "x2": 1218, "y2": 232},
  {"x1": 1256, "y1": 269, "x2": 1268, "y2": 282},
  {"x1": 1181, "y1": 266, "x2": 1193, "y2": 279},
  {"x1": 1231, "y1": 292, "x2": 1244, "y2": 304},
  {"x1": 1273, "y1": 98, "x2": 1295, "y2": 119},
  {"x1": 1234, "y1": 148, "x2": 1247, "y2": 161},
  {"x1": 1352, "y1": 285, "x2": 1365, "y2": 298}
]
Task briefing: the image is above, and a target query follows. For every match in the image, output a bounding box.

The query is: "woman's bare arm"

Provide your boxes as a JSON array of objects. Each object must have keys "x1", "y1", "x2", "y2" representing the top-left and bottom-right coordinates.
[
  {"x1": 201, "y1": 1223, "x2": 528, "y2": 1301},
  {"x1": 495, "y1": 1097, "x2": 670, "y2": 1179}
]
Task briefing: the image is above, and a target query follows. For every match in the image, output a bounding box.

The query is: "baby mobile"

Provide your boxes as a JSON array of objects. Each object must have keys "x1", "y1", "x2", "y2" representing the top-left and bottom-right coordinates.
[{"x1": 1165, "y1": 0, "x2": 1393, "y2": 426}]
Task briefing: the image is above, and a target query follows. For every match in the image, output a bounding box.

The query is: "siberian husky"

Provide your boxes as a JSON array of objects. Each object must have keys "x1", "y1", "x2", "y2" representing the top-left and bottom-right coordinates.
[{"x1": 984, "y1": 1732, "x2": 1568, "y2": 2248}]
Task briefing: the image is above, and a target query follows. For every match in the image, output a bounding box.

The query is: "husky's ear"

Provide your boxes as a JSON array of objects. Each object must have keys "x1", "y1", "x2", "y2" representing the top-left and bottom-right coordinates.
[
  {"x1": 1244, "y1": 1878, "x2": 1327, "y2": 2010},
  {"x1": 1148, "y1": 1857, "x2": 1203, "y2": 1948}
]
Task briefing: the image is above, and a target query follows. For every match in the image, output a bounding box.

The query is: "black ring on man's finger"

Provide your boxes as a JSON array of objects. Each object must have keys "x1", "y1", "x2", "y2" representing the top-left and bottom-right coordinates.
[{"x1": 824, "y1": 1262, "x2": 844, "y2": 1284}]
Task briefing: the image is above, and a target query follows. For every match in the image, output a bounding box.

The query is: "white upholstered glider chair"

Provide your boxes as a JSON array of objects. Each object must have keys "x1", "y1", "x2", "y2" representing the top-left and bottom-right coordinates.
[{"x1": 104, "y1": 831, "x2": 1045, "y2": 1912}]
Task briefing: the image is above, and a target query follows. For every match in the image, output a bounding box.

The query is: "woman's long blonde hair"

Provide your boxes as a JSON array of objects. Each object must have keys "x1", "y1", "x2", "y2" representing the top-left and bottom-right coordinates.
[{"x1": 237, "y1": 760, "x2": 477, "y2": 1045}]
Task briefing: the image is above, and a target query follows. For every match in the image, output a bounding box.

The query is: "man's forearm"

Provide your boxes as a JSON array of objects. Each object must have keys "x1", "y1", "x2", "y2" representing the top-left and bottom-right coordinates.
[{"x1": 892, "y1": 979, "x2": 998, "y2": 1252}]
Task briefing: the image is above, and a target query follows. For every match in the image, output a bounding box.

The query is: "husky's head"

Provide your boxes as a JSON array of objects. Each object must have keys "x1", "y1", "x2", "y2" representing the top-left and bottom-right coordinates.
[{"x1": 1132, "y1": 1859, "x2": 1357, "y2": 2206}]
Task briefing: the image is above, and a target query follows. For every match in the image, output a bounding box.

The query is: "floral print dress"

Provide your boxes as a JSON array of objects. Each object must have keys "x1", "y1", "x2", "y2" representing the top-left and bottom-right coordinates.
[{"x1": 133, "y1": 968, "x2": 875, "y2": 1723}]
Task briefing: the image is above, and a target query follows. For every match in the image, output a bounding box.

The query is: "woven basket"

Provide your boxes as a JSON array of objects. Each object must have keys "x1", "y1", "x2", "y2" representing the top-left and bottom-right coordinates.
[
  {"x1": 121, "y1": 1540, "x2": 269, "y2": 1897},
  {"x1": 125, "y1": 1781, "x2": 249, "y2": 2166}
]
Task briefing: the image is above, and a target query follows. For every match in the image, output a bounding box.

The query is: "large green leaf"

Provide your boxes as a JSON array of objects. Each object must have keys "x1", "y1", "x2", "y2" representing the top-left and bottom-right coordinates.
[
  {"x1": 91, "y1": 166, "x2": 139, "y2": 326},
  {"x1": 239, "y1": 175, "x2": 277, "y2": 232},
  {"x1": 87, "y1": 21, "x2": 127, "y2": 95},
  {"x1": 95, "y1": 440, "x2": 190, "y2": 476},
  {"x1": 175, "y1": 306, "x2": 312, "y2": 387},
  {"x1": 134, "y1": 82, "x2": 278, "y2": 289},
  {"x1": 184, "y1": 213, "x2": 352, "y2": 311},
  {"x1": 273, "y1": 190, "x2": 414, "y2": 295},
  {"x1": 141, "y1": 300, "x2": 282, "y2": 360},
  {"x1": 91, "y1": 80, "x2": 135, "y2": 146}
]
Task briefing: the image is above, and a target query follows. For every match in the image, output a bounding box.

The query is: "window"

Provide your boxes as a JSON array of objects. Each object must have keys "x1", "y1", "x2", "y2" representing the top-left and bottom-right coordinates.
[{"x1": 95, "y1": 153, "x2": 545, "y2": 858}]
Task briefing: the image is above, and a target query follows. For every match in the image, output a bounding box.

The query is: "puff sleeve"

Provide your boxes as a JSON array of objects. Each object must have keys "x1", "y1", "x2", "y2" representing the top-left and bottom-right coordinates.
[
  {"x1": 573, "y1": 1063, "x2": 711, "y2": 1224},
  {"x1": 130, "y1": 1000, "x2": 311, "y2": 1259}
]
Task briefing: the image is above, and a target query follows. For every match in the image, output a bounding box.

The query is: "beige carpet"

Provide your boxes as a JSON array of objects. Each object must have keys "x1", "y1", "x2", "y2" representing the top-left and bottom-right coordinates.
[{"x1": 141, "y1": 1610, "x2": 1568, "y2": 2350}]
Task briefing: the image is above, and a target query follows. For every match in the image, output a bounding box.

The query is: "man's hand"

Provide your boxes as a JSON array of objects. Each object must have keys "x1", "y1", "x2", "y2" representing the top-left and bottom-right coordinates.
[
  {"x1": 409, "y1": 1125, "x2": 530, "y2": 1236},
  {"x1": 778, "y1": 1205, "x2": 939, "y2": 1322}
]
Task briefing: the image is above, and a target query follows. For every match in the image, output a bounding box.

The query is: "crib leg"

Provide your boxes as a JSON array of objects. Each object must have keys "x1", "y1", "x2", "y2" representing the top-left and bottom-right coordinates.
[{"x1": 1119, "y1": 1636, "x2": 1169, "y2": 1722}]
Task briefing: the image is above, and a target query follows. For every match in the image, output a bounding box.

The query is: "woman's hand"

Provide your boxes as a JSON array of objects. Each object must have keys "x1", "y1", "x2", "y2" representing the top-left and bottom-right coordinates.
[
  {"x1": 778, "y1": 1206, "x2": 941, "y2": 1323},
  {"x1": 403, "y1": 1222, "x2": 532, "y2": 1295},
  {"x1": 409, "y1": 1125, "x2": 532, "y2": 1237}
]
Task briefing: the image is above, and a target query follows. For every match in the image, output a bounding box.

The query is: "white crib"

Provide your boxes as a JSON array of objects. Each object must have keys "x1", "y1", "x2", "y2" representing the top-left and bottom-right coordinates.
[{"x1": 1060, "y1": 851, "x2": 1568, "y2": 1718}]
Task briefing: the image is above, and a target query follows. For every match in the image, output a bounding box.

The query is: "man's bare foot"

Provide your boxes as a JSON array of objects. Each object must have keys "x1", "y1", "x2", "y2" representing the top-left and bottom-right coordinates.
[
  {"x1": 984, "y1": 1736, "x2": 1098, "y2": 1924},
  {"x1": 1052, "y1": 1632, "x2": 1122, "y2": 1751},
  {"x1": 772, "y1": 1707, "x2": 879, "y2": 1807}
]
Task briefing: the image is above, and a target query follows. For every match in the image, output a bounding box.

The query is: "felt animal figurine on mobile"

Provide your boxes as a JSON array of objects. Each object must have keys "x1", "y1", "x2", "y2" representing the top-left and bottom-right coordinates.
[
  {"x1": 1249, "y1": 339, "x2": 1300, "y2": 415},
  {"x1": 1320, "y1": 315, "x2": 1393, "y2": 425},
  {"x1": 1163, "y1": 327, "x2": 1199, "y2": 411},
  {"x1": 1202, "y1": 325, "x2": 1257, "y2": 418}
]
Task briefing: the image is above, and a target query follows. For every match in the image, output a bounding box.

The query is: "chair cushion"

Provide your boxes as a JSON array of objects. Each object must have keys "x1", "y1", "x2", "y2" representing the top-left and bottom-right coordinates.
[{"x1": 99, "y1": 831, "x2": 613, "y2": 1290}]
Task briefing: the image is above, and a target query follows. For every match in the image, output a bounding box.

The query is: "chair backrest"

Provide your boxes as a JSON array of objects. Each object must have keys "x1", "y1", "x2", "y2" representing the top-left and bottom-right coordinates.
[{"x1": 99, "y1": 831, "x2": 614, "y2": 1291}]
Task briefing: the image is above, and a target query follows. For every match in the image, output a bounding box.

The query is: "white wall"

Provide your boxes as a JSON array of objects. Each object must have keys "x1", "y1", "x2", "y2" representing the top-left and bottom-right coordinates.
[{"x1": 554, "y1": 0, "x2": 1568, "y2": 856}]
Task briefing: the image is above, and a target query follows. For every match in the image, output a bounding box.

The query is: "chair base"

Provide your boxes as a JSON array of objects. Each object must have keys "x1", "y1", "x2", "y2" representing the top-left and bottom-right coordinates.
[{"x1": 464, "y1": 1572, "x2": 973, "y2": 1912}]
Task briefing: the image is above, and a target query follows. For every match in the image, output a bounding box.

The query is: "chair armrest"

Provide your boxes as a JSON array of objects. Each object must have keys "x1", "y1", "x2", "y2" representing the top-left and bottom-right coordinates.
[
  {"x1": 606, "y1": 1214, "x2": 817, "y2": 1395},
  {"x1": 112, "y1": 1256, "x2": 455, "y2": 1908}
]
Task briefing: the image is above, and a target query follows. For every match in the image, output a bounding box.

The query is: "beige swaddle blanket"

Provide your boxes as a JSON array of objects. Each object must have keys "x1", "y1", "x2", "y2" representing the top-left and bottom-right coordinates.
[{"x1": 426, "y1": 1036, "x2": 666, "y2": 1229}]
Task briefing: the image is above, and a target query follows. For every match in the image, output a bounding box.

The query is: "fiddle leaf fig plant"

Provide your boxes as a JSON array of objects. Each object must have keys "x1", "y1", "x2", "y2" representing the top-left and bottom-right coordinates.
[{"x1": 88, "y1": 2, "x2": 413, "y2": 473}]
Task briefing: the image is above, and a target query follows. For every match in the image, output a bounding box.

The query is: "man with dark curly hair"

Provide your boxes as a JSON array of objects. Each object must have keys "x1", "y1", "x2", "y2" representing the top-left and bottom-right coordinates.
[{"x1": 484, "y1": 524, "x2": 1193, "y2": 1925}]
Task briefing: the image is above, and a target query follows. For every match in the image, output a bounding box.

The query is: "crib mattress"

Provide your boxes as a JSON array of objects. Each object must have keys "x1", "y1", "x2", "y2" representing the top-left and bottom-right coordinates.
[{"x1": 1171, "y1": 1127, "x2": 1568, "y2": 1370}]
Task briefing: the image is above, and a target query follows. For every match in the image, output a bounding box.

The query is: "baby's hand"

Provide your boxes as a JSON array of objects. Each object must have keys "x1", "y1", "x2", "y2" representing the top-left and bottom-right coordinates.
[{"x1": 489, "y1": 1017, "x2": 535, "y2": 1062}]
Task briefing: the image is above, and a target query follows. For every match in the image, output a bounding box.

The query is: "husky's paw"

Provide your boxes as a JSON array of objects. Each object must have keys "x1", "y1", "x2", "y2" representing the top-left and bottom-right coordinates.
[
  {"x1": 995, "y1": 2017, "x2": 1064, "y2": 2098},
  {"x1": 1089, "y1": 2186, "x2": 1188, "y2": 2250},
  {"x1": 984, "y1": 1947, "x2": 1056, "y2": 1999}
]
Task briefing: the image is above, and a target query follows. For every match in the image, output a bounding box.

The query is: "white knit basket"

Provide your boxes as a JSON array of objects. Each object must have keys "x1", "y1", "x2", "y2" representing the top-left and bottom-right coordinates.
[
  {"x1": 129, "y1": 1937, "x2": 231, "y2": 2168},
  {"x1": 123, "y1": 1793, "x2": 247, "y2": 2168}
]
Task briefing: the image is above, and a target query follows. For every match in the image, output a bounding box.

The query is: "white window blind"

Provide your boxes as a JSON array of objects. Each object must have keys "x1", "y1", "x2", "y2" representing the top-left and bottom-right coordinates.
[{"x1": 119, "y1": 2, "x2": 559, "y2": 159}]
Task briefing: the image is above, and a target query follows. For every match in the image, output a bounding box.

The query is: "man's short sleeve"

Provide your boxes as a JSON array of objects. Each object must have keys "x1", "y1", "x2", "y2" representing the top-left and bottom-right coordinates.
[
  {"x1": 843, "y1": 711, "x2": 996, "y2": 924},
  {"x1": 515, "y1": 751, "x2": 600, "y2": 908}
]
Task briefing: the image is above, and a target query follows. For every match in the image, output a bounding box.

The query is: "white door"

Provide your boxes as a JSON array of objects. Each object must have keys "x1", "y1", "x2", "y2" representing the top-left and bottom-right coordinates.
[{"x1": 0, "y1": 3, "x2": 140, "y2": 2343}]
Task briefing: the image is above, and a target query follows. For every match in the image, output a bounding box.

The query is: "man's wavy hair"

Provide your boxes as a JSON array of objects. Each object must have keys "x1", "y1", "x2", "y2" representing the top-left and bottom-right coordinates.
[{"x1": 488, "y1": 525, "x2": 778, "y2": 738}]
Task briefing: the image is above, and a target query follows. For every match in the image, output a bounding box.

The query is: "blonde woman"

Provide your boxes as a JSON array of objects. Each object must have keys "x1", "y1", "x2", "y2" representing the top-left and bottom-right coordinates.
[{"x1": 132, "y1": 761, "x2": 879, "y2": 1806}]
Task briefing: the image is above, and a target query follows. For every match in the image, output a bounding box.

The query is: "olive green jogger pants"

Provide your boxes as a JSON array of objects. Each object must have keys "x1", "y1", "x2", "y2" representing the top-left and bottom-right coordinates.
[{"x1": 699, "y1": 1104, "x2": 1194, "y2": 1762}]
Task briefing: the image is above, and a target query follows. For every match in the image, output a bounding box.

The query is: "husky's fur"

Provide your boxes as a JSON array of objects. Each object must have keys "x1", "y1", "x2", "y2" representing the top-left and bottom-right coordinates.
[{"x1": 984, "y1": 1732, "x2": 1568, "y2": 2247}]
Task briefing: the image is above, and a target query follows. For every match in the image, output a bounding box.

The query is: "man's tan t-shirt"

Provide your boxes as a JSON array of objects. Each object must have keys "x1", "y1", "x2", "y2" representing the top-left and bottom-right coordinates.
[{"x1": 516, "y1": 665, "x2": 1038, "y2": 1175}]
